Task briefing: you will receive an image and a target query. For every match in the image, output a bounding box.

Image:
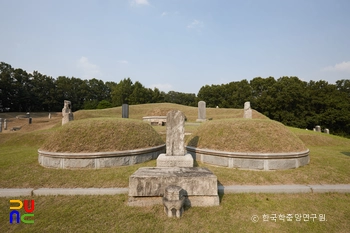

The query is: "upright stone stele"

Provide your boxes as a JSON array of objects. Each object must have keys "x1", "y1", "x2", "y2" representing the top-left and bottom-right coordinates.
[
  {"x1": 0, "y1": 118, "x2": 2, "y2": 133},
  {"x1": 157, "y1": 110, "x2": 193, "y2": 167},
  {"x1": 62, "y1": 100, "x2": 74, "y2": 126},
  {"x1": 315, "y1": 125, "x2": 321, "y2": 132},
  {"x1": 324, "y1": 128, "x2": 330, "y2": 134},
  {"x1": 243, "y1": 101, "x2": 252, "y2": 119},
  {"x1": 196, "y1": 101, "x2": 206, "y2": 122},
  {"x1": 48, "y1": 113, "x2": 51, "y2": 119},
  {"x1": 122, "y1": 104, "x2": 129, "y2": 118},
  {"x1": 4, "y1": 119, "x2": 7, "y2": 130}
]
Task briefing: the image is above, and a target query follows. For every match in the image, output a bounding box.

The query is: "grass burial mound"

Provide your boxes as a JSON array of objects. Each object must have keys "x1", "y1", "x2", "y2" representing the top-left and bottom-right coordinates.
[
  {"x1": 38, "y1": 118, "x2": 165, "y2": 169},
  {"x1": 186, "y1": 119, "x2": 309, "y2": 170}
]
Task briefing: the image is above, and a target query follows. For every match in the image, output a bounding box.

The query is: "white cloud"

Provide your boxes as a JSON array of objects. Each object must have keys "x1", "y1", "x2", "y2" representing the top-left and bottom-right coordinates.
[
  {"x1": 117, "y1": 60, "x2": 129, "y2": 65},
  {"x1": 161, "y1": 11, "x2": 168, "y2": 17},
  {"x1": 77, "y1": 56, "x2": 101, "y2": 79},
  {"x1": 322, "y1": 61, "x2": 350, "y2": 72},
  {"x1": 187, "y1": 19, "x2": 204, "y2": 31},
  {"x1": 148, "y1": 83, "x2": 173, "y2": 92},
  {"x1": 130, "y1": 0, "x2": 149, "y2": 7}
]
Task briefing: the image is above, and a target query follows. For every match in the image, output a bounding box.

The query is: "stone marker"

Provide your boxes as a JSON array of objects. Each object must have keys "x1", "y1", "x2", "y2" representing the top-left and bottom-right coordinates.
[
  {"x1": 122, "y1": 104, "x2": 129, "y2": 118},
  {"x1": 157, "y1": 110, "x2": 193, "y2": 167},
  {"x1": 62, "y1": 100, "x2": 74, "y2": 125},
  {"x1": 0, "y1": 118, "x2": 2, "y2": 133},
  {"x1": 4, "y1": 119, "x2": 7, "y2": 130},
  {"x1": 315, "y1": 125, "x2": 321, "y2": 132},
  {"x1": 163, "y1": 185, "x2": 185, "y2": 218},
  {"x1": 243, "y1": 101, "x2": 252, "y2": 119},
  {"x1": 29, "y1": 117, "x2": 32, "y2": 124},
  {"x1": 324, "y1": 128, "x2": 329, "y2": 134},
  {"x1": 196, "y1": 101, "x2": 206, "y2": 122},
  {"x1": 48, "y1": 113, "x2": 51, "y2": 119}
]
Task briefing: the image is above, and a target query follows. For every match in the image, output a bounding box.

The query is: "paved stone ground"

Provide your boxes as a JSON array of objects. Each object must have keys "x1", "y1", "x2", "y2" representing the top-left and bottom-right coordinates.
[{"x1": 1, "y1": 185, "x2": 349, "y2": 197}]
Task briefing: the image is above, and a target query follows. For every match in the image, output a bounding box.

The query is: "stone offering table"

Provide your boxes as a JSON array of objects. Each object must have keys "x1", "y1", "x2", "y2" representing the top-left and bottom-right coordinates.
[{"x1": 128, "y1": 167, "x2": 219, "y2": 207}]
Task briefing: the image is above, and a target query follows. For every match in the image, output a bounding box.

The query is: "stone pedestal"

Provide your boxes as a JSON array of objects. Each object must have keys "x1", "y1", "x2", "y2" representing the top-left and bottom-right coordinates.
[
  {"x1": 128, "y1": 167, "x2": 219, "y2": 207},
  {"x1": 157, "y1": 153, "x2": 193, "y2": 167}
]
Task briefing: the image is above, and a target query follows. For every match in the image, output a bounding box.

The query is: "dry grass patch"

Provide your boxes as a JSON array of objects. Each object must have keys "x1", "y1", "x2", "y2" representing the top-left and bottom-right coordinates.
[
  {"x1": 187, "y1": 119, "x2": 307, "y2": 153},
  {"x1": 40, "y1": 118, "x2": 164, "y2": 152}
]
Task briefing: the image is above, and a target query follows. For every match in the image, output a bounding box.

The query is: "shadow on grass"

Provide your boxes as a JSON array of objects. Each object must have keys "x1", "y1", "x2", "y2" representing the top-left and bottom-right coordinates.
[{"x1": 341, "y1": 152, "x2": 350, "y2": 157}]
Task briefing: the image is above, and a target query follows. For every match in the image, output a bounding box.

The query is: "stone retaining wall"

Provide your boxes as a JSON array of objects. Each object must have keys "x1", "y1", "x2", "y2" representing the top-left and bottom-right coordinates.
[
  {"x1": 186, "y1": 146, "x2": 309, "y2": 170},
  {"x1": 38, "y1": 144, "x2": 165, "y2": 169}
]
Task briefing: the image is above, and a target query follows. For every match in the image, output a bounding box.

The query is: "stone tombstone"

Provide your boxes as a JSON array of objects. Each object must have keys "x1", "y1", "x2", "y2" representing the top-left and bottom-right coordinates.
[
  {"x1": 122, "y1": 104, "x2": 129, "y2": 118},
  {"x1": 0, "y1": 118, "x2": 2, "y2": 133},
  {"x1": 315, "y1": 125, "x2": 321, "y2": 132},
  {"x1": 196, "y1": 101, "x2": 206, "y2": 122},
  {"x1": 324, "y1": 128, "x2": 330, "y2": 134},
  {"x1": 243, "y1": 101, "x2": 252, "y2": 119},
  {"x1": 157, "y1": 110, "x2": 193, "y2": 167},
  {"x1": 62, "y1": 100, "x2": 74, "y2": 125},
  {"x1": 48, "y1": 113, "x2": 51, "y2": 119},
  {"x1": 29, "y1": 117, "x2": 32, "y2": 124},
  {"x1": 4, "y1": 119, "x2": 7, "y2": 130},
  {"x1": 166, "y1": 110, "x2": 186, "y2": 156}
]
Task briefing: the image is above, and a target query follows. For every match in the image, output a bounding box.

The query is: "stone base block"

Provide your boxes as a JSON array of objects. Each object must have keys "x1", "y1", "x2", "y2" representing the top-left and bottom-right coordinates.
[
  {"x1": 156, "y1": 153, "x2": 193, "y2": 167},
  {"x1": 128, "y1": 167, "x2": 219, "y2": 207},
  {"x1": 128, "y1": 195, "x2": 219, "y2": 207}
]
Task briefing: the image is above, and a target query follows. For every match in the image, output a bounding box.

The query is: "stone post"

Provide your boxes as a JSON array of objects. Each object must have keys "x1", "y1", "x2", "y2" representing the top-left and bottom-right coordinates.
[
  {"x1": 4, "y1": 119, "x2": 7, "y2": 130},
  {"x1": 49, "y1": 113, "x2": 51, "y2": 119},
  {"x1": 29, "y1": 117, "x2": 32, "y2": 124},
  {"x1": 243, "y1": 102, "x2": 252, "y2": 119},
  {"x1": 122, "y1": 104, "x2": 129, "y2": 118},
  {"x1": 0, "y1": 118, "x2": 2, "y2": 133},
  {"x1": 196, "y1": 101, "x2": 206, "y2": 122},
  {"x1": 324, "y1": 128, "x2": 330, "y2": 134}
]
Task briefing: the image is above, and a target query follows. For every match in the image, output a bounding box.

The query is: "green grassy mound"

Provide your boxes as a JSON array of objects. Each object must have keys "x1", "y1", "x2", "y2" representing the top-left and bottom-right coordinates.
[
  {"x1": 187, "y1": 119, "x2": 307, "y2": 153},
  {"x1": 74, "y1": 103, "x2": 268, "y2": 122},
  {"x1": 40, "y1": 118, "x2": 164, "y2": 153}
]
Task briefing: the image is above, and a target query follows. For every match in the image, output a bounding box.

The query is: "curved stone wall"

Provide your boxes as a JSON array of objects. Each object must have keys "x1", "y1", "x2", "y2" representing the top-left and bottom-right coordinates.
[
  {"x1": 38, "y1": 144, "x2": 165, "y2": 169},
  {"x1": 186, "y1": 146, "x2": 309, "y2": 170}
]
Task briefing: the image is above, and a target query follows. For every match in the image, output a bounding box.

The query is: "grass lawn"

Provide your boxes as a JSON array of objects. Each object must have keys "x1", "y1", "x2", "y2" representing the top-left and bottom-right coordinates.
[
  {"x1": 1, "y1": 104, "x2": 350, "y2": 232},
  {"x1": 1, "y1": 193, "x2": 349, "y2": 233}
]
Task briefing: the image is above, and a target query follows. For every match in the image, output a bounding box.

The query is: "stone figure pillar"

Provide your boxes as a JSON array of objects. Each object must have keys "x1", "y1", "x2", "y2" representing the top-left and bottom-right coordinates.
[
  {"x1": 62, "y1": 100, "x2": 74, "y2": 125},
  {"x1": 243, "y1": 101, "x2": 252, "y2": 119}
]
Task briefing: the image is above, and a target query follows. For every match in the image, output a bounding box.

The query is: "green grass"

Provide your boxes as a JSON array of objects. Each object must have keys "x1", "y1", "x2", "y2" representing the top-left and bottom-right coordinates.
[
  {"x1": 1, "y1": 103, "x2": 350, "y2": 232},
  {"x1": 73, "y1": 103, "x2": 268, "y2": 122},
  {"x1": 1, "y1": 193, "x2": 349, "y2": 233}
]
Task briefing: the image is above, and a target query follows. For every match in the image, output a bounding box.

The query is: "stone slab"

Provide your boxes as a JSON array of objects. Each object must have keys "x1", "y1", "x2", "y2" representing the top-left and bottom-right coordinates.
[
  {"x1": 156, "y1": 153, "x2": 193, "y2": 167},
  {"x1": 0, "y1": 189, "x2": 33, "y2": 197},
  {"x1": 218, "y1": 185, "x2": 311, "y2": 194},
  {"x1": 128, "y1": 167, "x2": 218, "y2": 197},
  {"x1": 33, "y1": 188, "x2": 128, "y2": 196},
  {"x1": 309, "y1": 185, "x2": 350, "y2": 193}
]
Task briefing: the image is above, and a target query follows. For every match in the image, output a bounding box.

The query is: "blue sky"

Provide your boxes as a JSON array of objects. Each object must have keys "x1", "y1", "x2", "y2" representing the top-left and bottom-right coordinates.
[{"x1": 1, "y1": 0, "x2": 350, "y2": 94}]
